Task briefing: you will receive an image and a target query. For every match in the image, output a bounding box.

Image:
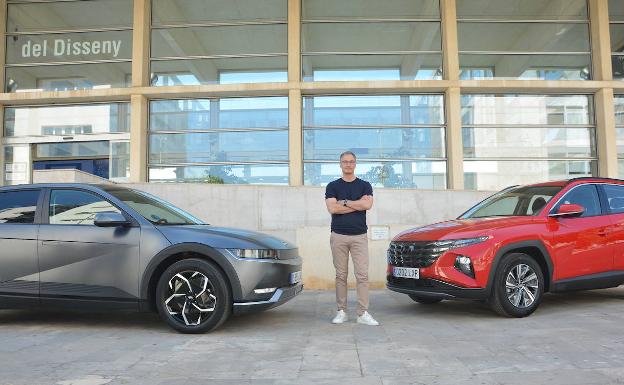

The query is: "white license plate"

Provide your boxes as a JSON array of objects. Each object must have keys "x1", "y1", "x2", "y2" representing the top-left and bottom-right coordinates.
[
  {"x1": 290, "y1": 271, "x2": 302, "y2": 284},
  {"x1": 393, "y1": 267, "x2": 419, "y2": 279}
]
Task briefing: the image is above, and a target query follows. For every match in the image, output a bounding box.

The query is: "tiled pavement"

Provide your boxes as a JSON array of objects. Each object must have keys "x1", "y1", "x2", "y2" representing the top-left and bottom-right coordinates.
[{"x1": 2, "y1": 289, "x2": 624, "y2": 385}]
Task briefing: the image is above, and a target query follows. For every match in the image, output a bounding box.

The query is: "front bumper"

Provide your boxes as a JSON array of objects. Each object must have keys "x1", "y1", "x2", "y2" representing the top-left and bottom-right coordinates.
[
  {"x1": 233, "y1": 283, "x2": 303, "y2": 314},
  {"x1": 387, "y1": 277, "x2": 487, "y2": 300}
]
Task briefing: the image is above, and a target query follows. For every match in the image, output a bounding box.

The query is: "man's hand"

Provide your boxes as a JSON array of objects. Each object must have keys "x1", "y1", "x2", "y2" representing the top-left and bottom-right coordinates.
[
  {"x1": 345, "y1": 195, "x2": 374, "y2": 211},
  {"x1": 325, "y1": 198, "x2": 356, "y2": 215}
]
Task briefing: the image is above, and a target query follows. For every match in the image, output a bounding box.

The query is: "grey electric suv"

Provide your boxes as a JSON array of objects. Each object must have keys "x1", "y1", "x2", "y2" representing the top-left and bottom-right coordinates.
[{"x1": 0, "y1": 184, "x2": 303, "y2": 333}]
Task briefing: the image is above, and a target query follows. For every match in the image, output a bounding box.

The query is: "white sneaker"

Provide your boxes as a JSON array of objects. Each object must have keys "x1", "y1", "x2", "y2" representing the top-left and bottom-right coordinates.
[
  {"x1": 357, "y1": 311, "x2": 379, "y2": 326},
  {"x1": 331, "y1": 310, "x2": 348, "y2": 324}
]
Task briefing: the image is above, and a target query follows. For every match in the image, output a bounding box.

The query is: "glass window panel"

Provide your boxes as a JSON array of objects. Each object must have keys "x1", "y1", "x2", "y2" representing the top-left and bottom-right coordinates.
[
  {"x1": 110, "y1": 141, "x2": 130, "y2": 182},
  {"x1": 614, "y1": 55, "x2": 624, "y2": 79},
  {"x1": 602, "y1": 184, "x2": 624, "y2": 214},
  {"x1": 304, "y1": 161, "x2": 447, "y2": 189},
  {"x1": 554, "y1": 184, "x2": 601, "y2": 217},
  {"x1": 457, "y1": 0, "x2": 587, "y2": 20},
  {"x1": 615, "y1": 96, "x2": 624, "y2": 125},
  {"x1": 302, "y1": 54, "x2": 442, "y2": 81},
  {"x1": 149, "y1": 164, "x2": 289, "y2": 184},
  {"x1": 462, "y1": 127, "x2": 595, "y2": 158},
  {"x1": 609, "y1": 0, "x2": 624, "y2": 21},
  {"x1": 5, "y1": 62, "x2": 131, "y2": 92},
  {"x1": 151, "y1": 25, "x2": 286, "y2": 58},
  {"x1": 304, "y1": 127, "x2": 445, "y2": 160},
  {"x1": 49, "y1": 190, "x2": 121, "y2": 226},
  {"x1": 151, "y1": 57, "x2": 287, "y2": 86},
  {"x1": 5, "y1": 103, "x2": 130, "y2": 137},
  {"x1": 459, "y1": 54, "x2": 591, "y2": 80},
  {"x1": 7, "y1": 0, "x2": 133, "y2": 32},
  {"x1": 610, "y1": 24, "x2": 624, "y2": 53},
  {"x1": 0, "y1": 190, "x2": 40, "y2": 224},
  {"x1": 152, "y1": 0, "x2": 286, "y2": 25},
  {"x1": 303, "y1": 95, "x2": 444, "y2": 127},
  {"x1": 302, "y1": 22, "x2": 441, "y2": 53},
  {"x1": 464, "y1": 160, "x2": 596, "y2": 191},
  {"x1": 150, "y1": 97, "x2": 288, "y2": 131},
  {"x1": 458, "y1": 23, "x2": 590, "y2": 53},
  {"x1": 7, "y1": 31, "x2": 132, "y2": 64},
  {"x1": 460, "y1": 95, "x2": 593, "y2": 126},
  {"x1": 3, "y1": 145, "x2": 31, "y2": 185},
  {"x1": 36, "y1": 141, "x2": 110, "y2": 159},
  {"x1": 619, "y1": 160, "x2": 624, "y2": 179},
  {"x1": 149, "y1": 131, "x2": 288, "y2": 164},
  {"x1": 302, "y1": 0, "x2": 440, "y2": 20}
]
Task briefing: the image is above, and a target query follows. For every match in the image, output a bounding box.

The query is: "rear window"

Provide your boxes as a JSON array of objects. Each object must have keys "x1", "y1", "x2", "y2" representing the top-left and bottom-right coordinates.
[{"x1": 0, "y1": 190, "x2": 40, "y2": 224}]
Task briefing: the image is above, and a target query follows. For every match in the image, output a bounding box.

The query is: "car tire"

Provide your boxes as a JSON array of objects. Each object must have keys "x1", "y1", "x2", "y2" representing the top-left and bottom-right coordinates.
[
  {"x1": 489, "y1": 253, "x2": 544, "y2": 318},
  {"x1": 408, "y1": 294, "x2": 443, "y2": 304},
  {"x1": 156, "y1": 258, "x2": 231, "y2": 333}
]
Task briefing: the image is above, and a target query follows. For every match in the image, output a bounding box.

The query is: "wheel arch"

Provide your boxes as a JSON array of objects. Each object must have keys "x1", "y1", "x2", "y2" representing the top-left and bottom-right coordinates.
[{"x1": 140, "y1": 243, "x2": 241, "y2": 311}]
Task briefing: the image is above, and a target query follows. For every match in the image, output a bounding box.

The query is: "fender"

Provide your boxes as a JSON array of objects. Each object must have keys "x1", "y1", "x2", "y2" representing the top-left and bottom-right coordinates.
[
  {"x1": 485, "y1": 240, "x2": 554, "y2": 296},
  {"x1": 140, "y1": 243, "x2": 243, "y2": 304}
]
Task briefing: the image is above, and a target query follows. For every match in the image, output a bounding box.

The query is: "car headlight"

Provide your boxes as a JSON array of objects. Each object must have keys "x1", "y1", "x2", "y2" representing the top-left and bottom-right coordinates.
[
  {"x1": 224, "y1": 249, "x2": 279, "y2": 259},
  {"x1": 431, "y1": 236, "x2": 490, "y2": 253}
]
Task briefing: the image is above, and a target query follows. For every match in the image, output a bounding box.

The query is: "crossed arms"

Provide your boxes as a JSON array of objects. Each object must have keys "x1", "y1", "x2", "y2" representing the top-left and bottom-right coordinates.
[{"x1": 325, "y1": 195, "x2": 373, "y2": 215}]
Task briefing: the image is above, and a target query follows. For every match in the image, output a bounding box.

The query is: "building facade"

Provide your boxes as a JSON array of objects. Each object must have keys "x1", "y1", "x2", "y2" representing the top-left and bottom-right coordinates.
[{"x1": 1, "y1": 0, "x2": 624, "y2": 192}]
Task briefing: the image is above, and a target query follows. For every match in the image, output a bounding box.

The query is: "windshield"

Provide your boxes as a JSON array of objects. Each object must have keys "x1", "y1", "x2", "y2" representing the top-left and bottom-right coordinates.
[
  {"x1": 460, "y1": 185, "x2": 563, "y2": 219},
  {"x1": 105, "y1": 188, "x2": 204, "y2": 225}
]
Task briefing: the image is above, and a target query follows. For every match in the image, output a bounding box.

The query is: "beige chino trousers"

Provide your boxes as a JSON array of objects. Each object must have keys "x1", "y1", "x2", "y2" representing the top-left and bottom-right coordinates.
[{"x1": 330, "y1": 232, "x2": 369, "y2": 316}]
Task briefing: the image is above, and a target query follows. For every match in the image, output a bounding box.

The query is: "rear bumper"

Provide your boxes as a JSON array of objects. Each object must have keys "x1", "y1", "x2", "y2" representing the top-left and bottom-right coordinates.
[
  {"x1": 232, "y1": 283, "x2": 303, "y2": 314},
  {"x1": 387, "y1": 277, "x2": 487, "y2": 300}
]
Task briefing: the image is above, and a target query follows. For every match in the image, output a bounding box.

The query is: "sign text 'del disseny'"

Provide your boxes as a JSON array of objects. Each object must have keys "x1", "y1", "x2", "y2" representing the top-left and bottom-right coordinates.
[{"x1": 21, "y1": 39, "x2": 122, "y2": 58}]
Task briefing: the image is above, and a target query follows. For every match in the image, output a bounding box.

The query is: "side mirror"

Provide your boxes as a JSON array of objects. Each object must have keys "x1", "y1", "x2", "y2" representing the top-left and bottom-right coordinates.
[
  {"x1": 549, "y1": 203, "x2": 585, "y2": 218},
  {"x1": 94, "y1": 212, "x2": 130, "y2": 227}
]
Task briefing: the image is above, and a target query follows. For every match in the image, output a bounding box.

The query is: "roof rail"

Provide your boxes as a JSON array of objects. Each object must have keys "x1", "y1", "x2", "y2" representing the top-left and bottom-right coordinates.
[{"x1": 566, "y1": 177, "x2": 624, "y2": 185}]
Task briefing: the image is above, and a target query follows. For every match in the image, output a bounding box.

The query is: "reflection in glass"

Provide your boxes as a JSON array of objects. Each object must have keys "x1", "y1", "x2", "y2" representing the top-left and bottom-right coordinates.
[
  {"x1": 304, "y1": 128, "x2": 445, "y2": 160},
  {"x1": 152, "y1": 0, "x2": 286, "y2": 25},
  {"x1": 150, "y1": 131, "x2": 288, "y2": 163},
  {"x1": 110, "y1": 141, "x2": 130, "y2": 182},
  {"x1": 6, "y1": 62, "x2": 131, "y2": 92},
  {"x1": 151, "y1": 25, "x2": 286, "y2": 58},
  {"x1": 463, "y1": 127, "x2": 595, "y2": 159},
  {"x1": 610, "y1": 0, "x2": 624, "y2": 21},
  {"x1": 461, "y1": 95, "x2": 593, "y2": 126},
  {"x1": 3, "y1": 145, "x2": 31, "y2": 185},
  {"x1": 302, "y1": 54, "x2": 442, "y2": 81},
  {"x1": 8, "y1": 0, "x2": 133, "y2": 32},
  {"x1": 304, "y1": 161, "x2": 446, "y2": 189},
  {"x1": 36, "y1": 141, "x2": 110, "y2": 159},
  {"x1": 151, "y1": 57, "x2": 287, "y2": 86},
  {"x1": 456, "y1": 0, "x2": 587, "y2": 20},
  {"x1": 303, "y1": 0, "x2": 440, "y2": 20},
  {"x1": 304, "y1": 95, "x2": 444, "y2": 126},
  {"x1": 5, "y1": 103, "x2": 130, "y2": 137},
  {"x1": 149, "y1": 164, "x2": 289, "y2": 185},
  {"x1": 150, "y1": 97, "x2": 288, "y2": 131},
  {"x1": 464, "y1": 160, "x2": 596, "y2": 191},
  {"x1": 459, "y1": 54, "x2": 590, "y2": 80}
]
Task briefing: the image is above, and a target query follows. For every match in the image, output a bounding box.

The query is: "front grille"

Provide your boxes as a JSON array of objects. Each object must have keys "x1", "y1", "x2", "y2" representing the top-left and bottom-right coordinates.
[{"x1": 387, "y1": 241, "x2": 444, "y2": 268}]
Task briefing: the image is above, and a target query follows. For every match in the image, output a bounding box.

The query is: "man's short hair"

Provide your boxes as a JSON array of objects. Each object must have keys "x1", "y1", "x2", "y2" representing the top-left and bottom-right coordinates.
[{"x1": 339, "y1": 151, "x2": 356, "y2": 160}]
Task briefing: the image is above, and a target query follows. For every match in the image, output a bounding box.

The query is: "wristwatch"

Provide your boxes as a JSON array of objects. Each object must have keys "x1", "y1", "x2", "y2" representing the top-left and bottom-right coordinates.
[{"x1": 342, "y1": 199, "x2": 348, "y2": 207}]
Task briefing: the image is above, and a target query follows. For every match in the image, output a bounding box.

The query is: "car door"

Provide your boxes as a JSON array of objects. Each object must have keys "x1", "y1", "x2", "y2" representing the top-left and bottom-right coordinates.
[
  {"x1": 38, "y1": 188, "x2": 140, "y2": 307},
  {"x1": 600, "y1": 183, "x2": 624, "y2": 270},
  {"x1": 0, "y1": 189, "x2": 42, "y2": 302},
  {"x1": 549, "y1": 184, "x2": 613, "y2": 280}
]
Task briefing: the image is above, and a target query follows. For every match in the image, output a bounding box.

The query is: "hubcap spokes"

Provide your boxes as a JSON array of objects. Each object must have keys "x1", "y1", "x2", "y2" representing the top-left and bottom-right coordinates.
[
  {"x1": 164, "y1": 271, "x2": 216, "y2": 326},
  {"x1": 505, "y1": 263, "x2": 539, "y2": 308}
]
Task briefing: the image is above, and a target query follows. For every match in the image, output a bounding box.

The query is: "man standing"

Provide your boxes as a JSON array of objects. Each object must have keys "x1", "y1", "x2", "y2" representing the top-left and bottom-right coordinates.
[{"x1": 325, "y1": 151, "x2": 379, "y2": 326}]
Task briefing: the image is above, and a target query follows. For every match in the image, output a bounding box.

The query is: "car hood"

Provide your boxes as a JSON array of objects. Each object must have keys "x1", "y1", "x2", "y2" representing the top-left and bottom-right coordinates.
[
  {"x1": 393, "y1": 216, "x2": 541, "y2": 241},
  {"x1": 156, "y1": 225, "x2": 296, "y2": 250}
]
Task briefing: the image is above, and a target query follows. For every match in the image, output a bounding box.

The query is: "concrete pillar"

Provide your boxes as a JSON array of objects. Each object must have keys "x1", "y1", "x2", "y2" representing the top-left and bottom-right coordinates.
[
  {"x1": 289, "y1": 89, "x2": 303, "y2": 185},
  {"x1": 595, "y1": 88, "x2": 618, "y2": 177},
  {"x1": 589, "y1": 0, "x2": 612, "y2": 81},
  {"x1": 445, "y1": 87, "x2": 464, "y2": 189},
  {"x1": 130, "y1": 94, "x2": 148, "y2": 182},
  {"x1": 132, "y1": 0, "x2": 151, "y2": 87},
  {"x1": 440, "y1": 0, "x2": 459, "y2": 81},
  {"x1": 288, "y1": 0, "x2": 301, "y2": 83}
]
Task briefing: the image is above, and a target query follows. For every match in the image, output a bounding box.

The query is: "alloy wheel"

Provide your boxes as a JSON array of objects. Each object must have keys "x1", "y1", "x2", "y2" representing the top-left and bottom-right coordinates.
[
  {"x1": 164, "y1": 271, "x2": 217, "y2": 326},
  {"x1": 505, "y1": 263, "x2": 539, "y2": 308}
]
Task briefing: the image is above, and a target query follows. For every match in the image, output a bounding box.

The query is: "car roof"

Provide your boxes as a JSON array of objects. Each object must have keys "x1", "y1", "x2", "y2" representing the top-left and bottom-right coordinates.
[{"x1": 0, "y1": 183, "x2": 130, "y2": 192}]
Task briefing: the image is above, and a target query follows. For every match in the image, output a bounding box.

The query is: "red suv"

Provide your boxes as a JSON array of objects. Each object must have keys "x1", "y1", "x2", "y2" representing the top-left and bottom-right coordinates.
[{"x1": 387, "y1": 177, "x2": 624, "y2": 317}]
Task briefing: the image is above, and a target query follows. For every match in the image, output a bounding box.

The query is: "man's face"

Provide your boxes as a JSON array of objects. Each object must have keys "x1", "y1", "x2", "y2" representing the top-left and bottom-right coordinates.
[{"x1": 340, "y1": 154, "x2": 356, "y2": 175}]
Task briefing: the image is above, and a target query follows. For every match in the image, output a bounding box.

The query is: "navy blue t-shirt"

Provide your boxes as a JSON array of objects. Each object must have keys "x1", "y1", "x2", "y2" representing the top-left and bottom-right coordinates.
[{"x1": 325, "y1": 177, "x2": 373, "y2": 235}]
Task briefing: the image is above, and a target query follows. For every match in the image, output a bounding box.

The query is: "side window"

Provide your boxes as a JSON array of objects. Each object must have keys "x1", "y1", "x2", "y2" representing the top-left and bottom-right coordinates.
[
  {"x1": 49, "y1": 190, "x2": 121, "y2": 226},
  {"x1": 554, "y1": 185, "x2": 601, "y2": 217},
  {"x1": 528, "y1": 195, "x2": 549, "y2": 215},
  {"x1": 603, "y1": 184, "x2": 624, "y2": 214},
  {"x1": 0, "y1": 190, "x2": 40, "y2": 224}
]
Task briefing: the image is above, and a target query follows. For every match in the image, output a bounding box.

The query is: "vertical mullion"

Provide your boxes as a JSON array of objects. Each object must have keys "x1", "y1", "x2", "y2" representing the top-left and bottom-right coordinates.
[
  {"x1": 289, "y1": 89, "x2": 303, "y2": 185},
  {"x1": 441, "y1": 0, "x2": 459, "y2": 81},
  {"x1": 0, "y1": 0, "x2": 7, "y2": 185},
  {"x1": 595, "y1": 88, "x2": 618, "y2": 177},
  {"x1": 589, "y1": 0, "x2": 612, "y2": 81},
  {"x1": 445, "y1": 87, "x2": 464, "y2": 189}
]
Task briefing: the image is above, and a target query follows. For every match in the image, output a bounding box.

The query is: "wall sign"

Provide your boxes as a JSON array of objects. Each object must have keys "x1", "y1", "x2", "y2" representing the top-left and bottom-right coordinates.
[{"x1": 21, "y1": 39, "x2": 123, "y2": 58}]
